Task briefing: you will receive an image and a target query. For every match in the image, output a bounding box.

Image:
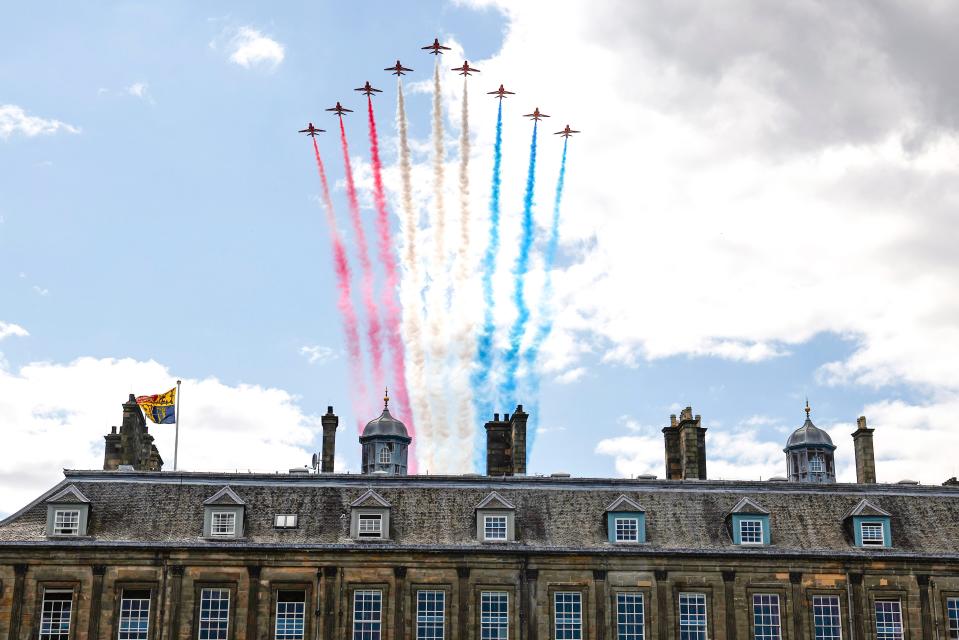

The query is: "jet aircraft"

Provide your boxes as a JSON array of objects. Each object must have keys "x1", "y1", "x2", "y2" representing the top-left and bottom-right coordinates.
[
  {"x1": 451, "y1": 61, "x2": 480, "y2": 76},
  {"x1": 523, "y1": 108, "x2": 550, "y2": 121},
  {"x1": 554, "y1": 125, "x2": 580, "y2": 138},
  {"x1": 355, "y1": 81, "x2": 382, "y2": 96},
  {"x1": 487, "y1": 84, "x2": 515, "y2": 100},
  {"x1": 325, "y1": 102, "x2": 353, "y2": 116},
  {"x1": 422, "y1": 38, "x2": 451, "y2": 55},
  {"x1": 385, "y1": 60, "x2": 413, "y2": 76},
  {"x1": 298, "y1": 123, "x2": 325, "y2": 137}
]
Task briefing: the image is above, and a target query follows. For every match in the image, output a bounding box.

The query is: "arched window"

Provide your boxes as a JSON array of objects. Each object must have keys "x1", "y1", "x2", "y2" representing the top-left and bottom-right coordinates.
[{"x1": 378, "y1": 447, "x2": 392, "y2": 465}]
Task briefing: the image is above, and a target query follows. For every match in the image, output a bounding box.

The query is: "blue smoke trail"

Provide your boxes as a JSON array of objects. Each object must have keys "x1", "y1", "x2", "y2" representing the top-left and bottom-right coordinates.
[
  {"x1": 498, "y1": 120, "x2": 539, "y2": 408},
  {"x1": 471, "y1": 100, "x2": 504, "y2": 466},
  {"x1": 521, "y1": 137, "x2": 568, "y2": 454}
]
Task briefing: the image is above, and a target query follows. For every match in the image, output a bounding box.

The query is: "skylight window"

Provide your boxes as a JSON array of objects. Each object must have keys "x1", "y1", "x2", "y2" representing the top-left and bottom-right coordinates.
[{"x1": 274, "y1": 514, "x2": 298, "y2": 529}]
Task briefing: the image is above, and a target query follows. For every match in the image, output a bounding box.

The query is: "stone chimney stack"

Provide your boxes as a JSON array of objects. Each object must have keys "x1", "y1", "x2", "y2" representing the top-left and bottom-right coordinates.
[
  {"x1": 485, "y1": 413, "x2": 512, "y2": 476},
  {"x1": 852, "y1": 415, "x2": 876, "y2": 484},
  {"x1": 663, "y1": 406, "x2": 707, "y2": 480},
  {"x1": 321, "y1": 406, "x2": 338, "y2": 473},
  {"x1": 103, "y1": 394, "x2": 163, "y2": 471},
  {"x1": 509, "y1": 405, "x2": 528, "y2": 475}
]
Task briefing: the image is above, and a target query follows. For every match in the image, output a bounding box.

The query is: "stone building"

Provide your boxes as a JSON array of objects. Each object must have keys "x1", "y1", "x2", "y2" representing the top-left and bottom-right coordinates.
[{"x1": 1, "y1": 398, "x2": 958, "y2": 640}]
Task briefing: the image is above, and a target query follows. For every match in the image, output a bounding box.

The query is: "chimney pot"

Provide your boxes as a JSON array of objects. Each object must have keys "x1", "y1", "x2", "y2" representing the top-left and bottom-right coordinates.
[
  {"x1": 321, "y1": 408, "x2": 339, "y2": 473},
  {"x1": 494, "y1": 413, "x2": 499, "y2": 421}
]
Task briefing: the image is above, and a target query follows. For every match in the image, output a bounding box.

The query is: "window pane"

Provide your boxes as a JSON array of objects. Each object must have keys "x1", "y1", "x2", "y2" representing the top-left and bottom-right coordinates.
[
  {"x1": 352, "y1": 590, "x2": 382, "y2": 640},
  {"x1": 39, "y1": 590, "x2": 73, "y2": 640},
  {"x1": 948, "y1": 597, "x2": 959, "y2": 640},
  {"x1": 358, "y1": 514, "x2": 383, "y2": 537},
  {"x1": 416, "y1": 590, "x2": 445, "y2": 640},
  {"x1": 753, "y1": 594, "x2": 781, "y2": 640},
  {"x1": 616, "y1": 593, "x2": 644, "y2": 640},
  {"x1": 119, "y1": 589, "x2": 151, "y2": 640},
  {"x1": 484, "y1": 515, "x2": 508, "y2": 540},
  {"x1": 275, "y1": 590, "x2": 306, "y2": 640},
  {"x1": 812, "y1": 595, "x2": 842, "y2": 640},
  {"x1": 53, "y1": 510, "x2": 80, "y2": 535},
  {"x1": 210, "y1": 513, "x2": 236, "y2": 537},
  {"x1": 861, "y1": 522, "x2": 884, "y2": 546},
  {"x1": 198, "y1": 588, "x2": 230, "y2": 640},
  {"x1": 615, "y1": 518, "x2": 638, "y2": 542},
  {"x1": 740, "y1": 519, "x2": 764, "y2": 544},
  {"x1": 678, "y1": 592, "x2": 707, "y2": 640},
  {"x1": 875, "y1": 601, "x2": 903, "y2": 640},
  {"x1": 554, "y1": 592, "x2": 582, "y2": 640},
  {"x1": 480, "y1": 591, "x2": 508, "y2": 640}
]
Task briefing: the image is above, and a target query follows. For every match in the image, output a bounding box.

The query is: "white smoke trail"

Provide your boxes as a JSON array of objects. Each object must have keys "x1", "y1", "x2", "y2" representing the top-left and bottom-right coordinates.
[
  {"x1": 397, "y1": 79, "x2": 434, "y2": 471},
  {"x1": 453, "y1": 77, "x2": 476, "y2": 466},
  {"x1": 426, "y1": 58, "x2": 449, "y2": 469}
]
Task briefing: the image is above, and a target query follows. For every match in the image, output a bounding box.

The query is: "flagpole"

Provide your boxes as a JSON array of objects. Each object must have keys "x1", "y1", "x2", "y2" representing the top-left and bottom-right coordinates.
[{"x1": 174, "y1": 379, "x2": 181, "y2": 471}]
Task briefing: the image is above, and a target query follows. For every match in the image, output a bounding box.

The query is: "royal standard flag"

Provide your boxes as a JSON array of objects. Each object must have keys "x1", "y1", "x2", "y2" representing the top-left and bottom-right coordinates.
[{"x1": 136, "y1": 387, "x2": 176, "y2": 424}]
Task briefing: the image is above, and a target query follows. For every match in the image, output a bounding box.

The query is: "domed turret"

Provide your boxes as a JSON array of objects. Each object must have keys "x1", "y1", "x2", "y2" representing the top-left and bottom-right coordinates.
[
  {"x1": 359, "y1": 389, "x2": 411, "y2": 475},
  {"x1": 784, "y1": 401, "x2": 836, "y2": 483}
]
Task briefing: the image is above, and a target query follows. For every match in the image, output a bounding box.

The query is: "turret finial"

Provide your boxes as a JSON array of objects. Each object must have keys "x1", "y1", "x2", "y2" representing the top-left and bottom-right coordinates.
[
  {"x1": 384, "y1": 387, "x2": 390, "y2": 409},
  {"x1": 805, "y1": 398, "x2": 811, "y2": 419}
]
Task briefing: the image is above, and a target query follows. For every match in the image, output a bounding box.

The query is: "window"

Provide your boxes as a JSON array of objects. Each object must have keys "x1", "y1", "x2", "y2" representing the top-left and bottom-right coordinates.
[
  {"x1": 874, "y1": 601, "x2": 903, "y2": 640},
  {"x1": 739, "y1": 519, "x2": 764, "y2": 545},
  {"x1": 53, "y1": 510, "x2": 80, "y2": 536},
  {"x1": 812, "y1": 595, "x2": 842, "y2": 640},
  {"x1": 352, "y1": 590, "x2": 382, "y2": 640},
  {"x1": 480, "y1": 591, "x2": 508, "y2": 640},
  {"x1": 198, "y1": 588, "x2": 230, "y2": 640},
  {"x1": 614, "y1": 518, "x2": 639, "y2": 542},
  {"x1": 118, "y1": 589, "x2": 151, "y2": 640},
  {"x1": 484, "y1": 515, "x2": 508, "y2": 541},
  {"x1": 358, "y1": 514, "x2": 383, "y2": 538},
  {"x1": 275, "y1": 590, "x2": 305, "y2": 640},
  {"x1": 210, "y1": 512, "x2": 236, "y2": 537},
  {"x1": 678, "y1": 592, "x2": 707, "y2": 640},
  {"x1": 809, "y1": 455, "x2": 824, "y2": 473},
  {"x1": 554, "y1": 592, "x2": 582, "y2": 640},
  {"x1": 39, "y1": 589, "x2": 73, "y2": 640},
  {"x1": 378, "y1": 447, "x2": 392, "y2": 465},
  {"x1": 753, "y1": 594, "x2": 781, "y2": 640},
  {"x1": 416, "y1": 590, "x2": 445, "y2": 640},
  {"x1": 947, "y1": 597, "x2": 959, "y2": 639},
  {"x1": 616, "y1": 593, "x2": 644, "y2": 640},
  {"x1": 860, "y1": 522, "x2": 884, "y2": 546},
  {"x1": 274, "y1": 514, "x2": 298, "y2": 529}
]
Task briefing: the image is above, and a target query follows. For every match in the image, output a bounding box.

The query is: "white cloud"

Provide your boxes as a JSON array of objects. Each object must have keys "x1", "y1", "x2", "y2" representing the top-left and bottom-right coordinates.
[
  {"x1": 126, "y1": 82, "x2": 148, "y2": 98},
  {"x1": 0, "y1": 105, "x2": 80, "y2": 139},
  {"x1": 227, "y1": 27, "x2": 285, "y2": 70},
  {"x1": 554, "y1": 367, "x2": 585, "y2": 384},
  {"x1": 0, "y1": 356, "x2": 320, "y2": 516},
  {"x1": 0, "y1": 322, "x2": 29, "y2": 341},
  {"x1": 299, "y1": 344, "x2": 337, "y2": 365},
  {"x1": 32, "y1": 285, "x2": 49, "y2": 297}
]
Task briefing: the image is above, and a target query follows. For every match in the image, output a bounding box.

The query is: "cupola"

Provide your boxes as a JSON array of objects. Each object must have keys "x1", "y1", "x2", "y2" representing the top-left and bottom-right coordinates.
[
  {"x1": 784, "y1": 400, "x2": 836, "y2": 483},
  {"x1": 359, "y1": 389, "x2": 411, "y2": 475}
]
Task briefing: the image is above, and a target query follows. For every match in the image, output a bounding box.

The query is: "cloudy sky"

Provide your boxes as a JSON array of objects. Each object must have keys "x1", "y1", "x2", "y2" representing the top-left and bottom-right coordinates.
[{"x1": 3, "y1": 1, "x2": 959, "y2": 516}]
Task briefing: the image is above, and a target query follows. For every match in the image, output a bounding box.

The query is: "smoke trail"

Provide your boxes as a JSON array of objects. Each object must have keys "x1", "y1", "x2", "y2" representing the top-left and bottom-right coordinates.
[
  {"x1": 521, "y1": 137, "x2": 569, "y2": 453},
  {"x1": 311, "y1": 137, "x2": 366, "y2": 424},
  {"x1": 397, "y1": 79, "x2": 434, "y2": 471},
  {"x1": 338, "y1": 115, "x2": 385, "y2": 401},
  {"x1": 470, "y1": 99, "x2": 503, "y2": 462},
  {"x1": 498, "y1": 120, "x2": 539, "y2": 407},
  {"x1": 424, "y1": 58, "x2": 449, "y2": 469},
  {"x1": 366, "y1": 94, "x2": 416, "y2": 461},
  {"x1": 452, "y1": 77, "x2": 476, "y2": 460}
]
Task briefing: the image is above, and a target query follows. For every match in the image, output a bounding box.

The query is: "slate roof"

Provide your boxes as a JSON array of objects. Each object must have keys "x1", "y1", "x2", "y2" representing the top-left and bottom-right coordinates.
[{"x1": 2, "y1": 470, "x2": 959, "y2": 559}]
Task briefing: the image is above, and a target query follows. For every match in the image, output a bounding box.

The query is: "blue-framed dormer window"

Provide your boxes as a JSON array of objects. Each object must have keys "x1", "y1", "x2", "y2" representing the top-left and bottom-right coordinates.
[
  {"x1": 844, "y1": 499, "x2": 892, "y2": 548},
  {"x1": 727, "y1": 497, "x2": 771, "y2": 546},
  {"x1": 605, "y1": 495, "x2": 646, "y2": 544}
]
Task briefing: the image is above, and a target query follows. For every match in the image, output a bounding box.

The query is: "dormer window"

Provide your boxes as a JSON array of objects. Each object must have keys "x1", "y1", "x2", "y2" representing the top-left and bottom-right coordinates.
[
  {"x1": 860, "y1": 522, "x2": 885, "y2": 546},
  {"x1": 475, "y1": 492, "x2": 516, "y2": 543},
  {"x1": 739, "y1": 518, "x2": 765, "y2": 545},
  {"x1": 45, "y1": 485, "x2": 90, "y2": 538},
  {"x1": 727, "y1": 497, "x2": 771, "y2": 546},
  {"x1": 605, "y1": 495, "x2": 646, "y2": 544},
  {"x1": 358, "y1": 514, "x2": 383, "y2": 538},
  {"x1": 350, "y1": 490, "x2": 391, "y2": 541},
  {"x1": 202, "y1": 486, "x2": 245, "y2": 539},
  {"x1": 844, "y1": 499, "x2": 892, "y2": 548}
]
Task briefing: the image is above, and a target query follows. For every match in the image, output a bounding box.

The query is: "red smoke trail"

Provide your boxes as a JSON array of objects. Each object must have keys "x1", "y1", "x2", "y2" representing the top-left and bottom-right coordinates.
[
  {"x1": 366, "y1": 95, "x2": 417, "y2": 466},
  {"x1": 311, "y1": 137, "x2": 366, "y2": 424},
  {"x1": 337, "y1": 115, "x2": 385, "y2": 407}
]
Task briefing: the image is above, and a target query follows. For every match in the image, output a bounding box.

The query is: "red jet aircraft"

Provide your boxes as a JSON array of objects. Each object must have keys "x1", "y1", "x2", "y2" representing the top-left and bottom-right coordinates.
[
  {"x1": 355, "y1": 81, "x2": 382, "y2": 96},
  {"x1": 325, "y1": 102, "x2": 353, "y2": 116},
  {"x1": 523, "y1": 108, "x2": 550, "y2": 121},
  {"x1": 385, "y1": 60, "x2": 413, "y2": 76},
  {"x1": 554, "y1": 125, "x2": 580, "y2": 138},
  {"x1": 487, "y1": 84, "x2": 515, "y2": 100},
  {"x1": 298, "y1": 122, "x2": 325, "y2": 137},
  {"x1": 451, "y1": 61, "x2": 480, "y2": 76},
  {"x1": 422, "y1": 38, "x2": 451, "y2": 55}
]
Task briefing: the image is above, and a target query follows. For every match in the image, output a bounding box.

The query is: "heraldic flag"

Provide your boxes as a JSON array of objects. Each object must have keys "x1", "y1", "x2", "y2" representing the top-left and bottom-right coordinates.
[{"x1": 136, "y1": 387, "x2": 176, "y2": 424}]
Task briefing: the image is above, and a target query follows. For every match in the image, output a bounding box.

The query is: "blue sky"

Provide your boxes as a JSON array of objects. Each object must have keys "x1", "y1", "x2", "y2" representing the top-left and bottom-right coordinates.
[{"x1": 3, "y1": 1, "x2": 959, "y2": 515}]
